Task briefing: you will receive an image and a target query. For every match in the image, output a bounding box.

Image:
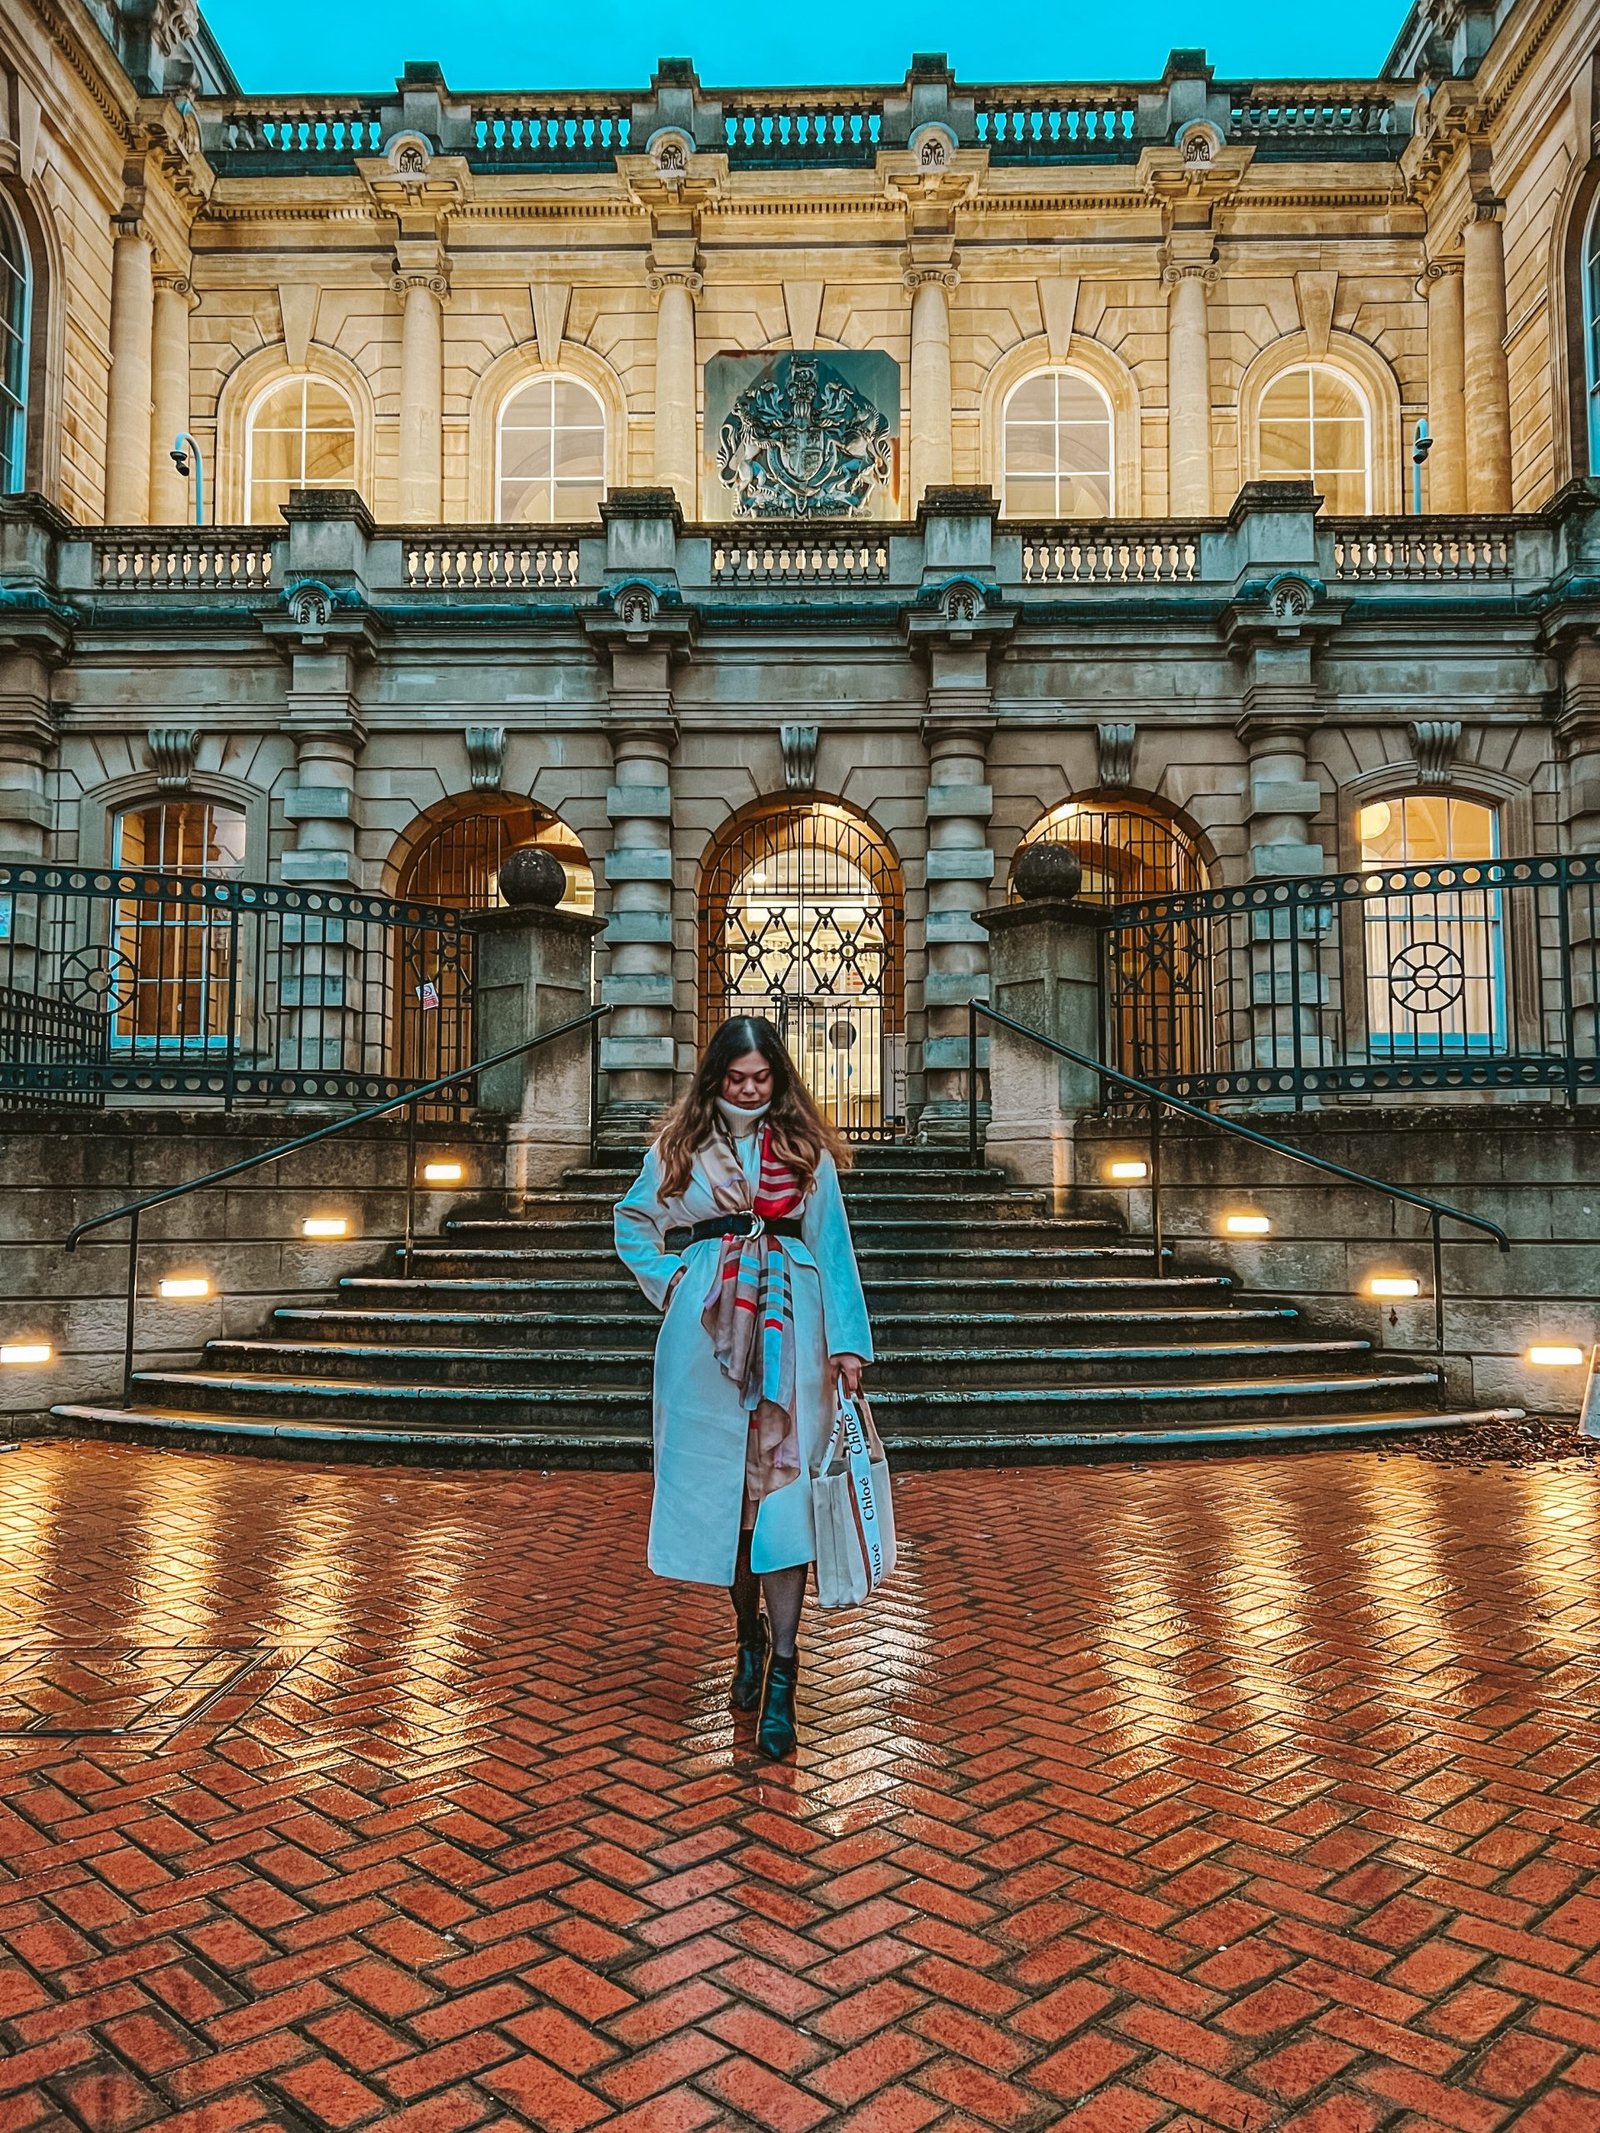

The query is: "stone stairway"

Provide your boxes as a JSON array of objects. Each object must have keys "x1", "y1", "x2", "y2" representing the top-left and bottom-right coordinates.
[{"x1": 53, "y1": 1143, "x2": 1520, "y2": 1463}]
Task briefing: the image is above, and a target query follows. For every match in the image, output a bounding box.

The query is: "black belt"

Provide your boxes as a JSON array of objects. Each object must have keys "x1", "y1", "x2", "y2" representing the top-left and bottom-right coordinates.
[{"x1": 664, "y1": 1213, "x2": 805, "y2": 1251}]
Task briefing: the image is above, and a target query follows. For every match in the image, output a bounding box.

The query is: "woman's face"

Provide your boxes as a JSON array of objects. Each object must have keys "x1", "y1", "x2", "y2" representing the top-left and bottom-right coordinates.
[{"x1": 721, "y1": 1049, "x2": 774, "y2": 1110}]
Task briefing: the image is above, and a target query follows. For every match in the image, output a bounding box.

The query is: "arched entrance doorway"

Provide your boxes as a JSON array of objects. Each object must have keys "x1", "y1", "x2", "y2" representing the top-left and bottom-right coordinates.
[
  {"x1": 389, "y1": 796, "x2": 593, "y2": 1090},
  {"x1": 1013, "y1": 795, "x2": 1211, "y2": 1083},
  {"x1": 699, "y1": 799, "x2": 905, "y2": 1140}
]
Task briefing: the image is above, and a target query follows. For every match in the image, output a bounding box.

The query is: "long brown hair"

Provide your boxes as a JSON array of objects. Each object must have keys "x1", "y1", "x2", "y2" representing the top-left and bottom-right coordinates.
[{"x1": 655, "y1": 1016, "x2": 852, "y2": 1200}]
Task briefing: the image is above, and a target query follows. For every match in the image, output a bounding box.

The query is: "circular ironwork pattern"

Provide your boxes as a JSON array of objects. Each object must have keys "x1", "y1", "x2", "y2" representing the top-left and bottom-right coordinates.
[
  {"x1": 1387, "y1": 940, "x2": 1466, "y2": 1014},
  {"x1": 59, "y1": 946, "x2": 137, "y2": 1015}
]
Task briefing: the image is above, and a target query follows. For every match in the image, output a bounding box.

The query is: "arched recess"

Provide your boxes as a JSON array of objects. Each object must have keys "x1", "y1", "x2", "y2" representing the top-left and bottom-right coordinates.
[
  {"x1": 214, "y1": 342, "x2": 376, "y2": 522},
  {"x1": 0, "y1": 166, "x2": 63, "y2": 501},
  {"x1": 1013, "y1": 792, "x2": 1214, "y2": 1081},
  {"x1": 1237, "y1": 330, "x2": 1404, "y2": 513},
  {"x1": 697, "y1": 795, "x2": 906, "y2": 1140},
  {"x1": 386, "y1": 792, "x2": 594, "y2": 1090},
  {"x1": 467, "y1": 341, "x2": 629, "y2": 520},
  {"x1": 981, "y1": 334, "x2": 1144, "y2": 515},
  {"x1": 1011, "y1": 790, "x2": 1213, "y2": 902}
]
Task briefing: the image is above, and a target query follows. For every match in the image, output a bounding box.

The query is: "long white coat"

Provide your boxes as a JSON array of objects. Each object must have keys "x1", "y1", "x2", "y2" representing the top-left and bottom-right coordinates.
[{"x1": 614, "y1": 1136, "x2": 873, "y2": 1586}]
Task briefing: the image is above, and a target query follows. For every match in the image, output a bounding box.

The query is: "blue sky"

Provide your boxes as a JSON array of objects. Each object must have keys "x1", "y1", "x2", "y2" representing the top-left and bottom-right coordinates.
[{"x1": 202, "y1": 0, "x2": 1410, "y2": 92}]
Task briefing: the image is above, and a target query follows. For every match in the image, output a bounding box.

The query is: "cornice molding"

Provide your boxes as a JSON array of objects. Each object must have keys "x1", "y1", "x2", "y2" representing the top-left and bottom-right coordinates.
[{"x1": 31, "y1": 0, "x2": 137, "y2": 152}]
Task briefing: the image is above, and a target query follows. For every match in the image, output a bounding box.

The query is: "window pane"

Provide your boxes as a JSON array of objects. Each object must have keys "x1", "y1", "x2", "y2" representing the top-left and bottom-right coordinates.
[
  {"x1": 1308, "y1": 371, "x2": 1362, "y2": 423},
  {"x1": 551, "y1": 378, "x2": 601, "y2": 429},
  {"x1": 1259, "y1": 418, "x2": 1311, "y2": 476},
  {"x1": 501, "y1": 425, "x2": 551, "y2": 482},
  {"x1": 303, "y1": 425, "x2": 356, "y2": 483},
  {"x1": 1059, "y1": 471, "x2": 1112, "y2": 515},
  {"x1": 503, "y1": 378, "x2": 554, "y2": 429},
  {"x1": 1055, "y1": 374, "x2": 1106, "y2": 424},
  {"x1": 1318, "y1": 467, "x2": 1368, "y2": 513},
  {"x1": 551, "y1": 478, "x2": 605, "y2": 520},
  {"x1": 1007, "y1": 374, "x2": 1056, "y2": 422},
  {"x1": 1004, "y1": 475, "x2": 1056, "y2": 515},
  {"x1": 303, "y1": 380, "x2": 352, "y2": 426},
  {"x1": 247, "y1": 377, "x2": 356, "y2": 518},
  {"x1": 1262, "y1": 370, "x2": 1312, "y2": 419},
  {"x1": 553, "y1": 422, "x2": 604, "y2": 476},
  {"x1": 1059, "y1": 422, "x2": 1111, "y2": 478},
  {"x1": 1003, "y1": 422, "x2": 1056, "y2": 474},
  {"x1": 498, "y1": 478, "x2": 544, "y2": 525},
  {"x1": 1314, "y1": 419, "x2": 1366, "y2": 472}
]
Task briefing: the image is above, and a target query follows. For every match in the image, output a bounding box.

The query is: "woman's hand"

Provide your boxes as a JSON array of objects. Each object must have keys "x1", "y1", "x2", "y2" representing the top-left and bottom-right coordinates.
[{"x1": 832, "y1": 1352, "x2": 867, "y2": 1398}]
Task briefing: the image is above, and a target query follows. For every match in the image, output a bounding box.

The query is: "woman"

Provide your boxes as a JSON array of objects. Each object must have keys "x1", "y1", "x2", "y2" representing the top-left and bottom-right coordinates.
[{"x1": 613, "y1": 1016, "x2": 872, "y2": 1761}]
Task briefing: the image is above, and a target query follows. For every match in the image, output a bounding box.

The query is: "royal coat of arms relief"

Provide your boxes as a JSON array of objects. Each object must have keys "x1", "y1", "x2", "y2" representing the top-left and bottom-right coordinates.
[{"x1": 708, "y1": 352, "x2": 899, "y2": 519}]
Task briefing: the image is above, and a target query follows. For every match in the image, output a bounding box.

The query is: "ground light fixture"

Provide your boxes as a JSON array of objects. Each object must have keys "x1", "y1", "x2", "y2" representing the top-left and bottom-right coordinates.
[
  {"x1": 1368, "y1": 1276, "x2": 1421, "y2": 1299},
  {"x1": 1106, "y1": 1159, "x2": 1149, "y2": 1181},
  {"x1": 302, "y1": 1216, "x2": 350, "y2": 1239},
  {"x1": 0, "y1": 1342, "x2": 52, "y2": 1366},
  {"x1": 158, "y1": 1276, "x2": 211, "y2": 1300},
  {"x1": 1527, "y1": 1344, "x2": 1588, "y2": 1368},
  {"x1": 1223, "y1": 1213, "x2": 1271, "y2": 1235},
  {"x1": 422, "y1": 1160, "x2": 466, "y2": 1184}
]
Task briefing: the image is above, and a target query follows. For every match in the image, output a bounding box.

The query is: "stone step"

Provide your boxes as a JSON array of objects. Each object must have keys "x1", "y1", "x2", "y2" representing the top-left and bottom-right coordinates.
[
  {"x1": 201, "y1": 1335, "x2": 1377, "y2": 1393},
  {"x1": 443, "y1": 1216, "x2": 1122, "y2": 1251},
  {"x1": 399, "y1": 1242, "x2": 1171, "y2": 1281},
  {"x1": 273, "y1": 1302, "x2": 1303, "y2": 1351},
  {"x1": 340, "y1": 1271, "x2": 1233, "y2": 1313},
  {"x1": 44, "y1": 1402, "x2": 1528, "y2": 1468},
  {"x1": 122, "y1": 1362, "x2": 1444, "y2": 1433},
  {"x1": 555, "y1": 1165, "x2": 1017, "y2": 1196}
]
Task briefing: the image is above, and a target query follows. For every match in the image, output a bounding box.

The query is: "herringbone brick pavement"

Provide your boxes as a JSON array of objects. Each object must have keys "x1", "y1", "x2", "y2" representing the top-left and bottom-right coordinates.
[{"x1": 1, "y1": 1443, "x2": 1599, "y2": 2132}]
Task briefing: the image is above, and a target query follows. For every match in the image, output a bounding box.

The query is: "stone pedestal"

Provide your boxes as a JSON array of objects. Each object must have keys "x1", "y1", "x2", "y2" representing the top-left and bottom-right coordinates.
[
  {"x1": 470, "y1": 903, "x2": 604, "y2": 1193},
  {"x1": 974, "y1": 899, "x2": 1101, "y2": 1201}
]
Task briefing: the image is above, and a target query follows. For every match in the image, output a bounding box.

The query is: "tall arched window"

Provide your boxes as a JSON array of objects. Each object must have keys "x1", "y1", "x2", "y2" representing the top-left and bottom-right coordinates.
[
  {"x1": 0, "y1": 194, "x2": 31, "y2": 495},
  {"x1": 1356, "y1": 794, "x2": 1503, "y2": 1054},
  {"x1": 497, "y1": 375, "x2": 607, "y2": 523},
  {"x1": 244, "y1": 376, "x2": 357, "y2": 524},
  {"x1": 1584, "y1": 192, "x2": 1600, "y2": 476},
  {"x1": 110, "y1": 799, "x2": 247, "y2": 1050},
  {"x1": 1000, "y1": 370, "x2": 1114, "y2": 516},
  {"x1": 1258, "y1": 364, "x2": 1371, "y2": 511}
]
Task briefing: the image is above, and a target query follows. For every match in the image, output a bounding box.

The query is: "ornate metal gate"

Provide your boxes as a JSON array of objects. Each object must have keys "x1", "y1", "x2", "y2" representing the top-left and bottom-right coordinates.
[{"x1": 699, "y1": 800, "x2": 905, "y2": 1140}]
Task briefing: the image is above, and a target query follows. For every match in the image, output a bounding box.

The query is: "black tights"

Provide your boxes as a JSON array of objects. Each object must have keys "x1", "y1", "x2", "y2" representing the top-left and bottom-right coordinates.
[{"x1": 730, "y1": 1527, "x2": 805, "y2": 1659}]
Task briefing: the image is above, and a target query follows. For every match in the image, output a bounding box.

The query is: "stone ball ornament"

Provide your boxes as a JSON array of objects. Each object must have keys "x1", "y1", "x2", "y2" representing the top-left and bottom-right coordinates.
[
  {"x1": 498, "y1": 845, "x2": 567, "y2": 910},
  {"x1": 1013, "y1": 841, "x2": 1084, "y2": 904}
]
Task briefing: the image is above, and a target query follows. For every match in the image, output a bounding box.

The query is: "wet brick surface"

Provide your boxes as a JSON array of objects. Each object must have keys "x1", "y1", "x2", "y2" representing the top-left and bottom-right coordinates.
[{"x1": 2, "y1": 1439, "x2": 1599, "y2": 2130}]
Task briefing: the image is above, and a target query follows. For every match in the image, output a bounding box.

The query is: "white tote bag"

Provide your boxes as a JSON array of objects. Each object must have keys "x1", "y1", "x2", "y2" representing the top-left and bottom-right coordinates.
[{"x1": 812, "y1": 1388, "x2": 897, "y2": 1609}]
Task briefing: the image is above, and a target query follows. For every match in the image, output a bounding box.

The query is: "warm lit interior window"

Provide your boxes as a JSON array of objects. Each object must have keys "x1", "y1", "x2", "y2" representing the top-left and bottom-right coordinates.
[
  {"x1": 1258, "y1": 364, "x2": 1370, "y2": 512},
  {"x1": 1357, "y1": 795, "x2": 1503, "y2": 1055},
  {"x1": 244, "y1": 376, "x2": 357, "y2": 524},
  {"x1": 0, "y1": 195, "x2": 30, "y2": 496},
  {"x1": 1001, "y1": 370, "x2": 1113, "y2": 516},
  {"x1": 497, "y1": 375, "x2": 607, "y2": 524},
  {"x1": 1356, "y1": 794, "x2": 1498, "y2": 866},
  {"x1": 111, "y1": 801, "x2": 247, "y2": 1049}
]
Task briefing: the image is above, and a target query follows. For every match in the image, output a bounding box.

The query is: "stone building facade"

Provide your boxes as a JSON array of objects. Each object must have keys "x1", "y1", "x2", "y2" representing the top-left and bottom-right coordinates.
[{"x1": 2, "y1": 0, "x2": 1599, "y2": 1137}]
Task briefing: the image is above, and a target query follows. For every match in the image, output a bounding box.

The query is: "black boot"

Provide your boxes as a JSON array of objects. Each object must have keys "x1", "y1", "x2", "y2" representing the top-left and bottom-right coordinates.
[
  {"x1": 731, "y1": 1613, "x2": 768, "y2": 1712},
  {"x1": 756, "y1": 1647, "x2": 799, "y2": 1761}
]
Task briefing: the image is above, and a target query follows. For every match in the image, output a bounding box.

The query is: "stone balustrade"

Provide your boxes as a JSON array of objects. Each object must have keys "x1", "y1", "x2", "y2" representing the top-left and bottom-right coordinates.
[{"x1": 11, "y1": 486, "x2": 1589, "y2": 618}]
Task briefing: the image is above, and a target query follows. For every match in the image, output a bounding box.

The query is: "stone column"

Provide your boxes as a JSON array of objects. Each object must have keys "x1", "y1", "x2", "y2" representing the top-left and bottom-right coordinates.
[
  {"x1": 648, "y1": 266, "x2": 701, "y2": 512},
  {"x1": 396, "y1": 271, "x2": 445, "y2": 523},
  {"x1": 905, "y1": 266, "x2": 957, "y2": 506},
  {"x1": 975, "y1": 882, "x2": 1101, "y2": 1197},
  {"x1": 470, "y1": 854, "x2": 606, "y2": 1193},
  {"x1": 105, "y1": 219, "x2": 155, "y2": 523},
  {"x1": 1462, "y1": 202, "x2": 1512, "y2": 513},
  {"x1": 149, "y1": 274, "x2": 195, "y2": 524},
  {"x1": 1164, "y1": 262, "x2": 1215, "y2": 516},
  {"x1": 601, "y1": 719, "x2": 678, "y2": 1136},
  {"x1": 919, "y1": 714, "x2": 995, "y2": 1137},
  {"x1": 1424, "y1": 260, "x2": 1467, "y2": 514}
]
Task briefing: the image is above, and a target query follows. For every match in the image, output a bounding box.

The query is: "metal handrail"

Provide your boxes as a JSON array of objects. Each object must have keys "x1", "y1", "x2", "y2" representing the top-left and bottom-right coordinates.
[
  {"x1": 966, "y1": 997, "x2": 1508, "y2": 1351},
  {"x1": 65, "y1": 1005, "x2": 611, "y2": 1401}
]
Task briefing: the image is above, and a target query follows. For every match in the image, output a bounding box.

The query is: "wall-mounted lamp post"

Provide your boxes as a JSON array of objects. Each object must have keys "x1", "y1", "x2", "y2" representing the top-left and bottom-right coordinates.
[
  {"x1": 169, "y1": 431, "x2": 206, "y2": 526},
  {"x1": 1410, "y1": 418, "x2": 1433, "y2": 516}
]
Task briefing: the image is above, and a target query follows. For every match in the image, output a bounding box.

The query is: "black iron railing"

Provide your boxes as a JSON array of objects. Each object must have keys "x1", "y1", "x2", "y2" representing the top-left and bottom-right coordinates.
[
  {"x1": 64, "y1": 1006, "x2": 611, "y2": 1403},
  {"x1": 967, "y1": 998, "x2": 1508, "y2": 1352},
  {"x1": 1099, "y1": 855, "x2": 1600, "y2": 1107},
  {"x1": 0, "y1": 863, "x2": 475, "y2": 1110}
]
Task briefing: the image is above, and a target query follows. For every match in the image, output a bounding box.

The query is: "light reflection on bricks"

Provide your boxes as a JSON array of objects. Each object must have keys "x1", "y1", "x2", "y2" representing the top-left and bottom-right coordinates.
[{"x1": 1, "y1": 1439, "x2": 1598, "y2": 2129}]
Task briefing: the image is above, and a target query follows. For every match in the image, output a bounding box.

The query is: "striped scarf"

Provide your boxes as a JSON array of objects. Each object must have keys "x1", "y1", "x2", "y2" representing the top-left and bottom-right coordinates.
[{"x1": 700, "y1": 1124, "x2": 807, "y2": 1504}]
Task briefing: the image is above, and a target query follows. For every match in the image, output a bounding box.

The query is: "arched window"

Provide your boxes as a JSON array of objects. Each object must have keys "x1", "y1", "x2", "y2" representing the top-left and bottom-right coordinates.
[
  {"x1": 1000, "y1": 370, "x2": 1114, "y2": 516},
  {"x1": 0, "y1": 194, "x2": 31, "y2": 495},
  {"x1": 496, "y1": 375, "x2": 607, "y2": 524},
  {"x1": 1584, "y1": 192, "x2": 1600, "y2": 475},
  {"x1": 244, "y1": 376, "x2": 357, "y2": 524},
  {"x1": 1258, "y1": 364, "x2": 1371, "y2": 512},
  {"x1": 110, "y1": 799, "x2": 247, "y2": 1050},
  {"x1": 699, "y1": 799, "x2": 906, "y2": 1140},
  {"x1": 1356, "y1": 794, "x2": 1503, "y2": 1054},
  {"x1": 1013, "y1": 797, "x2": 1208, "y2": 904}
]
